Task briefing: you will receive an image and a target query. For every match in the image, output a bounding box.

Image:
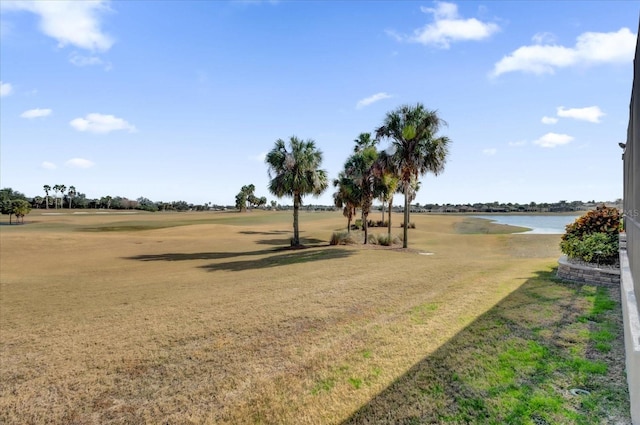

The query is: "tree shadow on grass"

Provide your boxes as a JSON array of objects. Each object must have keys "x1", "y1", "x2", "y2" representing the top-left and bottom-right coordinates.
[
  {"x1": 125, "y1": 249, "x2": 275, "y2": 262},
  {"x1": 199, "y1": 248, "x2": 354, "y2": 272},
  {"x1": 238, "y1": 230, "x2": 290, "y2": 235},
  {"x1": 340, "y1": 269, "x2": 630, "y2": 424},
  {"x1": 255, "y1": 237, "x2": 326, "y2": 246}
]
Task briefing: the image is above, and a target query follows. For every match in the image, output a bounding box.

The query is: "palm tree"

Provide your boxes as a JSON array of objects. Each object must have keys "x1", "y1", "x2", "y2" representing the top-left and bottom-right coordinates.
[
  {"x1": 43, "y1": 185, "x2": 51, "y2": 210},
  {"x1": 376, "y1": 103, "x2": 451, "y2": 248},
  {"x1": 353, "y1": 132, "x2": 376, "y2": 152},
  {"x1": 379, "y1": 171, "x2": 400, "y2": 238},
  {"x1": 343, "y1": 141, "x2": 379, "y2": 244},
  {"x1": 68, "y1": 186, "x2": 76, "y2": 209},
  {"x1": 265, "y1": 136, "x2": 328, "y2": 247},
  {"x1": 333, "y1": 171, "x2": 360, "y2": 233},
  {"x1": 58, "y1": 185, "x2": 66, "y2": 209},
  {"x1": 52, "y1": 185, "x2": 61, "y2": 209},
  {"x1": 33, "y1": 196, "x2": 43, "y2": 209}
]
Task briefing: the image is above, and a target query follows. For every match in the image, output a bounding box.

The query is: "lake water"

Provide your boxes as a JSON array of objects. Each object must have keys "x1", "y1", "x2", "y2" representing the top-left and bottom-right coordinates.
[{"x1": 472, "y1": 214, "x2": 581, "y2": 234}]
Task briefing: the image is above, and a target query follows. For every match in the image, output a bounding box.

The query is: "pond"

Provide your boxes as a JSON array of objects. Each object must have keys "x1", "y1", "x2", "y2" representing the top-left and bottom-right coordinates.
[{"x1": 472, "y1": 214, "x2": 582, "y2": 234}]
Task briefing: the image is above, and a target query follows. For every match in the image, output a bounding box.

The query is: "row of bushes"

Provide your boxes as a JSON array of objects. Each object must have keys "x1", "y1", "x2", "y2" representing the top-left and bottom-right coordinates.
[
  {"x1": 330, "y1": 231, "x2": 402, "y2": 246},
  {"x1": 350, "y1": 219, "x2": 416, "y2": 230}
]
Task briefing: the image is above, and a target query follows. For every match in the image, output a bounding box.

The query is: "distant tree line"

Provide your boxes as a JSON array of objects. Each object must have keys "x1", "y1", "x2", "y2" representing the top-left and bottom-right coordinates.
[{"x1": 0, "y1": 185, "x2": 234, "y2": 218}]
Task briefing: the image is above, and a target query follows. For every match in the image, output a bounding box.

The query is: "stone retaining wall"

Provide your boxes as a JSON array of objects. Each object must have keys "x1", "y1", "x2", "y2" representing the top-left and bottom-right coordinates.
[{"x1": 557, "y1": 255, "x2": 620, "y2": 286}]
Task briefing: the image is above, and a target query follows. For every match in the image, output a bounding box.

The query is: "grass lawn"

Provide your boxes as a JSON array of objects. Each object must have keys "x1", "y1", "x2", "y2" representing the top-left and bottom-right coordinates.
[{"x1": 0, "y1": 210, "x2": 630, "y2": 424}]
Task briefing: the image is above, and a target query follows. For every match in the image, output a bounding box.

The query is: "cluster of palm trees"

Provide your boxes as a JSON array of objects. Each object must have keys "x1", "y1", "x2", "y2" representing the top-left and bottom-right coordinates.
[
  {"x1": 42, "y1": 184, "x2": 76, "y2": 209},
  {"x1": 265, "y1": 103, "x2": 451, "y2": 249}
]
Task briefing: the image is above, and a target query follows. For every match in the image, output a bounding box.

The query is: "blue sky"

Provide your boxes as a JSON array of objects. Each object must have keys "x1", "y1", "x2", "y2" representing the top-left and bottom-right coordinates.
[{"x1": 1, "y1": 1, "x2": 637, "y2": 206}]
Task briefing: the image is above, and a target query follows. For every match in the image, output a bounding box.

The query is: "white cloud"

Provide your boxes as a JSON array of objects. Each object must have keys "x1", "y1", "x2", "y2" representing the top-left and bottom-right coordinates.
[
  {"x1": 356, "y1": 92, "x2": 392, "y2": 109},
  {"x1": 69, "y1": 52, "x2": 111, "y2": 69},
  {"x1": 541, "y1": 116, "x2": 558, "y2": 125},
  {"x1": 0, "y1": 81, "x2": 13, "y2": 97},
  {"x1": 508, "y1": 140, "x2": 527, "y2": 147},
  {"x1": 20, "y1": 108, "x2": 52, "y2": 119},
  {"x1": 492, "y1": 27, "x2": 636, "y2": 77},
  {"x1": 532, "y1": 32, "x2": 557, "y2": 45},
  {"x1": 533, "y1": 132, "x2": 574, "y2": 148},
  {"x1": 2, "y1": 0, "x2": 113, "y2": 51},
  {"x1": 41, "y1": 161, "x2": 57, "y2": 170},
  {"x1": 482, "y1": 148, "x2": 497, "y2": 156},
  {"x1": 556, "y1": 106, "x2": 605, "y2": 123},
  {"x1": 65, "y1": 158, "x2": 95, "y2": 168},
  {"x1": 70, "y1": 113, "x2": 136, "y2": 134},
  {"x1": 391, "y1": 2, "x2": 499, "y2": 49}
]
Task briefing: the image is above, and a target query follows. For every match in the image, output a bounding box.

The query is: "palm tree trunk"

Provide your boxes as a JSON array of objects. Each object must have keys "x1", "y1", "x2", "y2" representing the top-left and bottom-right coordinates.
[
  {"x1": 293, "y1": 195, "x2": 300, "y2": 246},
  {"x1": 387, "y1": 199, "x2": 392, "y2": 239},
  {"x1": 381, "y1": 203, "x2": 385, "y2": 222},
  {"x1": 363, "y1": 210, "x2": 369, "y2": 244},
  {"x1": 403, "y1": 184, "x2": 409, "y2": 248}
]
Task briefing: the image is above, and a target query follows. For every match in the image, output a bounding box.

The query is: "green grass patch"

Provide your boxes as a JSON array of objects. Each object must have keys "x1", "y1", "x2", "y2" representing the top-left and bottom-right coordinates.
[
  {"x1": 344, "y1": 270, "x2": 630, "y2": 425},
  {"x1": 410, "y1": 302, "x2": 439, "y2": 324},
  {"x1": 454, "y1": 217, "x2": 531, "y2": 234}
]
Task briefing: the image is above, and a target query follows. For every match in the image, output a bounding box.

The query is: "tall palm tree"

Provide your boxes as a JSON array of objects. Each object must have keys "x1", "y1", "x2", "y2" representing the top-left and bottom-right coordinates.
[
  {"x1": 52, "y1": 185, "x2": 61, "y2": 209},
  {"x1": 333, "y1": 171, "x2": 360, "y2": 233},
  {"x1": 379, "y1": 171, "x2": 400, "y2": 238},
  {"x1": 343, "y1": 143, "x2": 379, "y2": 244},
  {"x1": 372, "y1": 150, "x2": 400, "y2": 237},
  {"x1": 68, "y1": 186, "x2": 76, "y2": 209},
  {"x1": 265, "y1": 136, "x2": 328, "y2": 247},
  {"x1": 58, "y1": 185, "x2": 66, "y2": 209},
  {"x1": 376, "y1": 103, "x2": 451, "y2": 248},
  {"x1": 43, "y1": 185, "x2": 51, "y2": 210}
]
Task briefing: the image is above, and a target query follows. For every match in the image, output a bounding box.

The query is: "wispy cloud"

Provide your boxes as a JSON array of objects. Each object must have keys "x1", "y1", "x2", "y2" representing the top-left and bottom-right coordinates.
[
  {"x1": 2, "y1": 0, "x2": 113, "y2": 51},
  {"x1": 557, "y1": 106, "x2": 605, "y2": 123},
  {"x1": 482, "y1": 148, "x2": 497, "y2": 156},
  {"x1": 21, "y1": 108, "x2": 52, "y2": 119},
  {"x1": 70, "y1": 113, "x2": 136, "y2": 134},
  {"x1": 0, "y1": 81, "x2": 12, "y2": 97},
  {"x1": 356, "y1": 92, "x2": 392, "y2": 109},
  {"x1": 492, "y1": 27, "x2": 636, "y2": 77},
  {"x1": 65, "y1": 158, "x2": 95, "y2": 168},
  {"x1": 249, "y1": 152, "x2": 267, "y2": 162},
  {"x1": 388, "y1": 1, "x2": 499, "y2": 49},
  {"x1": 541, "y1": 116, "x2": 558, "y2": 125},
  {"x1": 508, "y1": 140, "x2": 527, "y2": 147},
  {"x1": 69, "y1": 52, "x2": 112, "y2": 69},
  {"x1": 533, "y1": 133, "x2": 573, "y2": 148},
  {"x1": 41, "y1": 161, "x2": 57, "y2": 170}
]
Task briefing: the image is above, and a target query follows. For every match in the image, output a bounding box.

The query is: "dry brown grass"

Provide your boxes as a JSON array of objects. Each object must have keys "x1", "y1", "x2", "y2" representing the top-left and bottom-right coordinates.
[{"x1": 1, "y1": 210, "x2": 564, "y2": 424}]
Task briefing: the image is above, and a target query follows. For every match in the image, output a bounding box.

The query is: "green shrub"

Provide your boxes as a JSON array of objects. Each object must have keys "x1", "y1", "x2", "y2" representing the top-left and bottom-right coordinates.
[
  {"x1": 367, "y1": 220, "x2": 388, "y2": 228},
  {"x1": 562, "y1": 236, "x2": 620, "y2": 265},
  {"x1": 351, "y1": 219, "x2": 363, "y2": 231},
  {"x1": 563, "y1": 205, "x2": 620, "y2": 240},
  {"x1": 330, "y1": 231, "x2": 356, "y2": 245},
  {"x1": 560, "y1": 205, "x2": 620, "y2": 265},
  {"x1": 367, "y1": 233, "x2": 400, "y2": 246}
]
